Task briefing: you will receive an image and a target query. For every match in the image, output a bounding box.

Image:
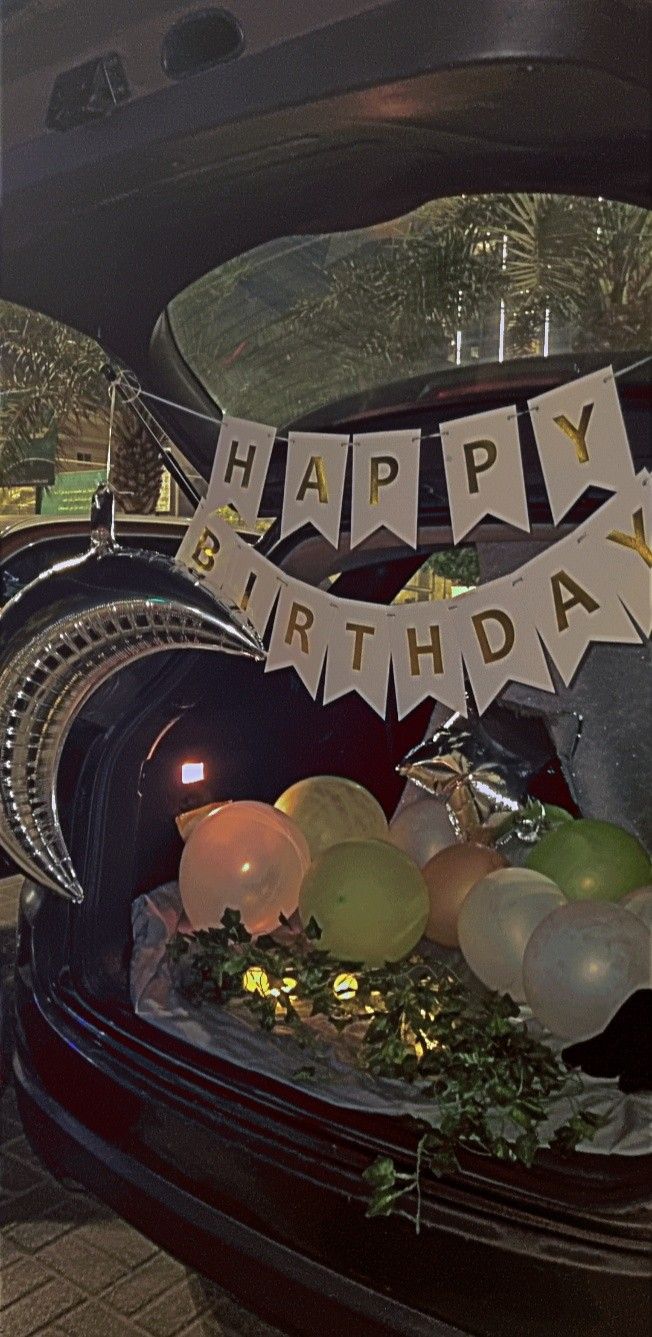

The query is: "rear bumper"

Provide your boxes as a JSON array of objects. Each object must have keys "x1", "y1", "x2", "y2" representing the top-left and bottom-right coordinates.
[
  {"x1": 14, "y1": 1047, "x2": 452, "y2": 1337},
  {"x1": 12, "y1": 932, "x2": 652, "y2": 1337}
]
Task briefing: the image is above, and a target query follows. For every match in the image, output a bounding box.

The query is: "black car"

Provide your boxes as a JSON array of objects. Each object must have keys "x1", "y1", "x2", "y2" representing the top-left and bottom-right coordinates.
[{"x1": 1, "y1": 4, "x2": 651, "y2": 1335}]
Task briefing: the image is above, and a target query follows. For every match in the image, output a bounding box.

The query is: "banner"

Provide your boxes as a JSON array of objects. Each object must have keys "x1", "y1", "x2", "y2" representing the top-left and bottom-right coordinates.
[
  {"x1": 323, "y1": 598, "x2": 392, "y2": 717},
  {"x1": 224, "y1": 537, "x2": 283, "y2": 637},
  {"x1": 281, "y1": 430, "x2": 349, "y2": 547},
  {"x1": 176, "y1": 503, "x2": 239, "y2": 595},
  {"x1": 389, "y1": 600, "x2": 467, "y2": 720},
  {"x1": 265, "y1": 578, "x2": 336, "y2": 698},
  {"x1": 180, "y1": 358, "x2": 647, "y2": 721},
  {"x1": 528, "y1": 367, "x2": 635, "y2": 524},
  {"x1": 206, "y1": 414, "x2": 276, "y2": 525},
  {"x1": 350, "y1": 429, "x2": 421, "y2": 550},
  {"x1": 519, "y1": 516, "x2": 642, "y2": 687},
  {"x1": 441, "y1": 405, "x2": 530, "y2": 543}
]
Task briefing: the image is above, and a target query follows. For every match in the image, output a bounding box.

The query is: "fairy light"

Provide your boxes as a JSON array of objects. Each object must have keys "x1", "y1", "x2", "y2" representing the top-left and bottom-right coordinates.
[{"x1": 333, "y1": 972, "x2": 359, "y2": 1001}]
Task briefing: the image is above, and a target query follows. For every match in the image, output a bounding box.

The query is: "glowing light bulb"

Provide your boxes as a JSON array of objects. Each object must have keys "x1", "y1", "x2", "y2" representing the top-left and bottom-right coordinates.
[
  {"x1": 243, "y1": 967, "x2": 270, "y2": 996},
  {"x1": 333, "y1": 972, "x2": 359, "y2": 1001},
  {"x1": 181, "y1": 761, "x2": 205, "y2": 785}
]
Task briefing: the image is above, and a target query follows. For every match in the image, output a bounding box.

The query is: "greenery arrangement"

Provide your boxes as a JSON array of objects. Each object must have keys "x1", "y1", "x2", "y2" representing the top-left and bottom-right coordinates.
[{"x1": 167, "y1": 909, "x2": 602, "y2": 1230}]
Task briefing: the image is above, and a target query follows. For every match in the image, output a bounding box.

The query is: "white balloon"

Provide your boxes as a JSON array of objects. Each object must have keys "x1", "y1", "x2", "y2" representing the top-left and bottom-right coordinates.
[
  {"x1": 389, "y1": 798, "x2": 457, "y2": 868},
  {"x1": 457, "y1": 868, "x2": 566, "y2": 1001},
  {"x1": 522, "y1": 901, "x2": 651, "y2": 1040},
  {"x1": 620, "y1": 886, "x2": 652, "y2": 937}
]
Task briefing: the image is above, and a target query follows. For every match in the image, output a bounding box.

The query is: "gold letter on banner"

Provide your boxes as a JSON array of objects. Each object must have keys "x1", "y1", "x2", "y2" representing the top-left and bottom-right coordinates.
[
  {"x1": 552, "y1": 404, "x2": 593, "y2": 465},
  {"x1": 550, "y1": 571, "x2": 600, "y2": 633},
  {"x1": 351, "y1": 429, "x2": 420, "y2": 549},
  {"x1": 607, "y1": 508, "x2": 652, "y2": 568},
  {"x1": 284, "y1": 602, "x2": 315, "y2": 654},
  {"x1": 297, "y1": 457, "x2": 329, "y2": 504},
  {"x1": 323, "y1": 599, "x2": 392, "y2": 716},
  {"x1": 191, "y1": 527, "x2": 220, "y2": 573},
  {"x1": 407, "y1": 624, "x2": 444, "y2": 677},
  {"x1": 281, "y1": 430, "x2": 349, "y2": 546},
  {"x1": 346, "y1": 621, "x2": 376, "y2": 671},
  {"x1": 265, "y1": 580, "x2": 335, "y2": 698},
  {"x1": 369, "y1": 456, "x2": 400, "y2": 505},
  {"x1": 471, "y1": 609, "x2": 516, "y2": 664},
  {"x1": 441, "y1": 406, "x2": 529, "y2": 543},
  {"x1": 464, "y1": 440, "x2": 498, "y2": 495},
  {"x1": 528, "y1": 368, "x2": 634, "y2": 523},
  {"x1": 453, "y1": 577, "x2": 554, "y2": 715},
  {"x1": 206, "y1": 415, "x2": 276, "y2": 525}
]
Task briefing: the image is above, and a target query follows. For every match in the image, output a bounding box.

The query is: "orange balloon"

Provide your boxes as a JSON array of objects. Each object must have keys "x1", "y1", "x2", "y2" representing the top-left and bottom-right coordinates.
[{"x1": 422, "y1": 843, "x2": 507, "y2": 947}]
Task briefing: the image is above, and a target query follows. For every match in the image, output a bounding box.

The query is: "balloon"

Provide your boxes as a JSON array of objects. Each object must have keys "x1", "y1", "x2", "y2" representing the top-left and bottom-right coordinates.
[
  {"x1": 621, "y1": 886, "x2": 652, "y2": 935},
  {"x1": 522, "y1": 901, "x2": 651, "y2": 1040},
  {"x1": 389, "y1": 798, "x2": 457, "y2": 868},
  {"x1": 0, "y1": 485, "x2": 263, "y2": 903},
  {"x1": 275, "y1": 776, "x2": 388, "y2": 860},
  {"x1": 526, "y1": 819, "x2": 651, "y2": 902},
  {"x1": 422, "y1": 844, "x2": 507, "y2": 948},
  {"x1": 298, "y1": 839, "x2": 428, "y2": 965},
  {"x1": 179, "y1": 800, "x2": 311, "y2": 935},
  {"x1": 457, "y1": 868, "x2": 566, "y2": 1001}
]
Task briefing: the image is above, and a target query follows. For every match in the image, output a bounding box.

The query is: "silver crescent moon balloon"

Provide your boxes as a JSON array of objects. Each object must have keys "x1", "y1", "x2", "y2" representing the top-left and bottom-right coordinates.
[{"x1": 0, "y1": 487, "x2": 264, "y2": 902}]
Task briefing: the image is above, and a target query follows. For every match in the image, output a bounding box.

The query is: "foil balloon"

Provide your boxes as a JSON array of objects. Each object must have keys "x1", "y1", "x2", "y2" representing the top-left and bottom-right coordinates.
[
  {"x1": 522, "y1": 901, "x2": 650, "y2": 1040},
  {"x1": 396, "y1": 712, "x2": 529, "y2": 843},
  {"x1": 0, "y1": 486, "x2": 264, "y2": 902}
]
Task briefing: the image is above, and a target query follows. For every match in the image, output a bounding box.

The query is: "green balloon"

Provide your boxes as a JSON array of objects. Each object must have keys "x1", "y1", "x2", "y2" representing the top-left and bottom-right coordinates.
[
  {"x1": 526, "y1": 819, "x2": 651, "y2": 902},
  {"x1": 542, "y1": 804, "x2": 574, "y2": 831},
  {"x1": 299, "y1": 839, "x2": 429, "y2": 965}
]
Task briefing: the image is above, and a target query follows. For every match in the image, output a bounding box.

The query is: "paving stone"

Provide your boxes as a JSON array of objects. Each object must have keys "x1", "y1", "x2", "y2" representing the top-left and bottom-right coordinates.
[
  {"x1": 0, "y1": 1232, "x2": 26, "y2": 1267},
  {"x1": 76, "y1": 1215, "x2": 159, "y2": 1268},
  {"x1": 136, "y1": 1277, "x2": 210, "y2": 1336},
  {"x1": 2, "y1": 1179, "x2": 79, "y2": 1238},
  {"x1": 1, "y1": 1150, "x2": 45, "y2": 1197},
  {"x1": 105, "y1": 1250, "x2": 187, "y2": 1315},
  {"x1": 54, "y1": 1299, "x2": 149, "y2": 1336},
  {"x1": 0, "y1": 1255, "x2": 53, "y2": 1308},
  {"x1": 39, "y1": 1232, "x2": 131, "y2": 1295},
  {"x1": 1, "y1": 1275, "x2": 83, "y2": 1337}
]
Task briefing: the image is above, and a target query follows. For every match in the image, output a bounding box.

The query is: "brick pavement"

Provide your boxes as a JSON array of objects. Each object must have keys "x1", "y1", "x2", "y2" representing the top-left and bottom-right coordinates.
[{"x1": 1, "y1": 877, "x2": 289, "y2": 1337}]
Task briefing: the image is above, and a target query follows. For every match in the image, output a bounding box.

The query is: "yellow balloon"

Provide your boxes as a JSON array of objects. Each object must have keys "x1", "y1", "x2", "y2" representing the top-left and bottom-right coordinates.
[
  {"x1": 298, "y1": 838, "x2": 428, "y2": 965},
  {"x1": 275, "y1": 775, "x2": 388, "y2": 860}
]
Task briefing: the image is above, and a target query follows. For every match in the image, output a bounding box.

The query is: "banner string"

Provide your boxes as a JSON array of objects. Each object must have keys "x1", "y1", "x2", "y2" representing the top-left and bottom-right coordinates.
[{"x1": 134, "y1": 353, "x2": 651, "y2": 447}]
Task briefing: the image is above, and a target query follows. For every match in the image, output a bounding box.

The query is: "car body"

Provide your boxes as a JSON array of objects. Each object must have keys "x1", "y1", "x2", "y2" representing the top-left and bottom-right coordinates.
[{"x1": 2, "y1": 3, "x2": 651, "y2": 1335}]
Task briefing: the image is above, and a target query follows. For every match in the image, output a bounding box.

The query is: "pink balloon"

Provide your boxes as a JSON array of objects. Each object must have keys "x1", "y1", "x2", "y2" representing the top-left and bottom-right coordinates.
[{"x1": 179, "y1": 800, "x2": 310, "y2": 935}]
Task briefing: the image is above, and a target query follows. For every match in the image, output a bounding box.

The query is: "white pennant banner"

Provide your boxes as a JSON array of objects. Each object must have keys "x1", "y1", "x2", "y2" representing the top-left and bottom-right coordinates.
[
  {"x1": 520, "y1": 518, "x2": 642, "y2": 687},
  {"x1": 323, "y1": 598, "x2": 392, "y2": 717},
  {"x1": 222, "y1": 537, "x2": 283, "y2": 637},
  {"x1": 280, "y1": 430, "x2": 349, "y2": 547},
  {"x1": 206, "y1": 415, "x2": 276, "y2": 526},
  {"x1": 175, "y1": 504, "x2": 239, "y2": 596},
  {"x1": 389, "y1": 600, "x2": 467, "y2": 721},
  {"x1": 578, "y1": 469, "x2": 651, "y2": 637},
  {"x1": 265, "y1": 578, "x2": 336, "y2": 698},
  {"x1": 528, "y1": 366, "x2": 635, "y2": 524},
  {"x1": 451, "y1": 576, "x2": 555, "y2": 716},
  {"x1": 350, "y1": 429, "x2": 420, "y2": 550},
  {"x1": 441, "y1": 405, "x2": 530, "y2": 544}
]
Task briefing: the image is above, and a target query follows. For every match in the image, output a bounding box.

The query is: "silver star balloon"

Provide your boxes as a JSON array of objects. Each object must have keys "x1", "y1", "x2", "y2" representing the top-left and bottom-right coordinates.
[{"x1": 0, "y1": 486, "x2": 264, "y2": 901}]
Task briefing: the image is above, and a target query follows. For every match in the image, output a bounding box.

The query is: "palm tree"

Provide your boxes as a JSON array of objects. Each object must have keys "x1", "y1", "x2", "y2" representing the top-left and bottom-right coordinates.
[{"x1": 0, "y1": 301, "x2": 163, "y2": 512}]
